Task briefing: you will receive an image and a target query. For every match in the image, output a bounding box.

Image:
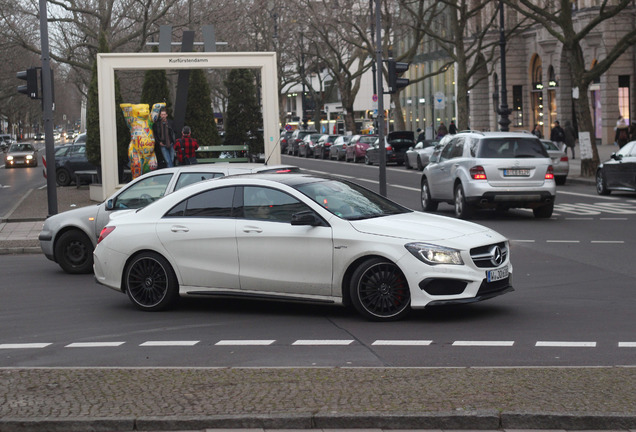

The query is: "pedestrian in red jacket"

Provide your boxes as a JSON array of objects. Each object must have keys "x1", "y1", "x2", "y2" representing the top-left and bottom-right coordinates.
[{"x1": 174, "y1": 126, "x2": 199, "y2": 165}]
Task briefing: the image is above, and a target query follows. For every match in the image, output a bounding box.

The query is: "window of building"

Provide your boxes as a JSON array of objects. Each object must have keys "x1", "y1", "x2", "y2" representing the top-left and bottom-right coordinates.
[
  {"x1": 548, "y1": 66, "x2": 557, "y2": 127},
  {"x1": 619, "y1": 75, "x2": 630, "y2": 123},
  {"x1": 530, "y1": 56, "x2": 544, "y2": 128},
  {"x1": 513, "y1": 85, "x2": 523, "y2": 127}
]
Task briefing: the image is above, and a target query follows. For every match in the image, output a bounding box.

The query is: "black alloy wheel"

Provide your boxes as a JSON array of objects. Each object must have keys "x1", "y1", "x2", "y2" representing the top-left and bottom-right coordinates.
[
  {"x1": 350, "y1": 258, "x2": 411, "y2": 321},
  {"x1": 56, "y1": 168, "x2": 72, "y2": 186},
  {"x1": 125, "y1": 252, "x2": 179, "y2": 311},
  {"x1": 596, "y1": 169, "x2": 611, "y2": 195}
]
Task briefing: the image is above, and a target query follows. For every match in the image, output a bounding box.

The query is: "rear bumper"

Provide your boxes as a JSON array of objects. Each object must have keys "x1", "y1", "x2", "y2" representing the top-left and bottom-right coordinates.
[{"x1": 467, "y1": 191, "x2": 555, "y2": 208}]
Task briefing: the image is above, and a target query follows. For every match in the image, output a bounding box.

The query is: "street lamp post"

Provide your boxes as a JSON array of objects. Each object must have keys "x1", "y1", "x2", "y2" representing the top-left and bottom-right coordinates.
[{"x1": 497, "y1": 0, "x2": 511, "y2": 131}]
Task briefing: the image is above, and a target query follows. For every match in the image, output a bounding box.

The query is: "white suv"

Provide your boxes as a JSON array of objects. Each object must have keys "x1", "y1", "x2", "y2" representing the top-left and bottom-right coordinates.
[{"x1": 420, "y1": 131, "x2": 556, "y2": 219}]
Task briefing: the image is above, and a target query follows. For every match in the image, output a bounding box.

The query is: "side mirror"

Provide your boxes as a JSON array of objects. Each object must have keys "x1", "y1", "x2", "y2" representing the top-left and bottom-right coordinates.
[
  {"x1": 611, "y1": 153, "x2": 623, "y2": 161},
  {"x1": 106, "y1": 199, "x2": 115, "y2": 210},
  {"x1": 291, "y1": 210, "x2": 323, "y2": 226}
]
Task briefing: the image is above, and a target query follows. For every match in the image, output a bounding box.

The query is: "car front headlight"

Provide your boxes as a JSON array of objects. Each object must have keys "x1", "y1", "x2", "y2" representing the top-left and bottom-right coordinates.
[
  {"x1": 405, "y1": 242, "x2": 464, "y2": 265},
  {"x1": 26, "y1": 155, "x2": 33, "y2": 160},
  {"x1": 6, "y1": 156, "x2": 13, "y2": 161}
]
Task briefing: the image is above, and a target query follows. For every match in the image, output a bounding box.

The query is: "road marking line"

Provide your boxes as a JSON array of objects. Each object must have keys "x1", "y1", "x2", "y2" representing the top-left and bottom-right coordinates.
[
  {"x1": 558, "y1": 191, "x2": 618, "y2": 200},
  {"x1": 546, "y1": 240, "x2": 580, "y2": 243},
  {"x1": 215, "y1": 340, "x2": 275, "y2": 346},
  {"x1": 453, "y1": 341, "x2": 514, "y2": 347},
  {"x1": 372, "y1": 340, "x2": 432, "y2": 346},
  {"x1": 565, "y1": 217, "x2": 594, "y2": 220},
  {"x1": 536, "y1": 341, "x2": 596, "y2": 347},
  {"x1": 590, "y1": 240, "x2": 624, "y2": 244},
  {"x1": 65, "y1": 342, "x2": 125, "y2": 348},
  {"x1": 619, "y1": 342, "x2": 636, "y2": 348},
  {"x1": 600, "y1": 217, "x2": 629, "y2": 220},
  {"x1": 293, "y1": 340, "x2": 354, "y2": 346},
  {"x1": 140, "y1": 341, "x2": 199, "y2": 347},
  {"x1": 391, "y1": 184, "x2": 419, "y2": 191},
  {"x1": 511, "y1": 239, "x2": 535, "y2": 243},
  {"x1": 0, "y1": 343, "x2": 51, "y2": 349}
]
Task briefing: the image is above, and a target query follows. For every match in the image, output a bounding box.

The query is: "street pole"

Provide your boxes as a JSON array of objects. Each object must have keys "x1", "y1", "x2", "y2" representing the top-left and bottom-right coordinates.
[
  {"x1": 375, "y1": 0, "x2": 387, "y2": 196},
  {"x1": 40, "y1": 0, "x2": 58, "y2": 216},
  {"x1": 497, "y1": 0, "x2": 511, "y2": 131}
]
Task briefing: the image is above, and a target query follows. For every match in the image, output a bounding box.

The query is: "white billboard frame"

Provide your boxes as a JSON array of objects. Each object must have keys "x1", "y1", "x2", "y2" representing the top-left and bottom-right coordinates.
[{"x1": 96, "y1": 52, "x2": 280, "y2": 200}]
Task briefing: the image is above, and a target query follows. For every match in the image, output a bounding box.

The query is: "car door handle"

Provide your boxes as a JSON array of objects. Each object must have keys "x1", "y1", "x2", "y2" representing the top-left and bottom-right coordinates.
[
  {"x1": 242, "y1": 225, "x2": 263, "y2": 233},
  {"x1": 170, "y1": 225, "x2": 189, "y2": 232}
]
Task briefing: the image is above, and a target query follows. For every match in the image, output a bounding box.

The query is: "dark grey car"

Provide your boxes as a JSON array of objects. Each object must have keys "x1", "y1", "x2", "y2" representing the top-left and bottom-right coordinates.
[{"x1": 596, "y1": 140, "x2": 636, "y2": 195}]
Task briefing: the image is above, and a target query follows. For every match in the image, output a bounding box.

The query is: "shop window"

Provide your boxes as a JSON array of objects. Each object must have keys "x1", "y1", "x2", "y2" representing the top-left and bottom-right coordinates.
[{"x1": 619, "y1": 75, "x2": 630, "y2": 123}]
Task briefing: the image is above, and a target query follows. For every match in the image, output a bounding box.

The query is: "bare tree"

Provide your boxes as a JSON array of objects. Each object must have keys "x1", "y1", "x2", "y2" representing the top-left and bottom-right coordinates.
[{"x1": 504, "y1": 0, "x2": 636, "y2": 176}]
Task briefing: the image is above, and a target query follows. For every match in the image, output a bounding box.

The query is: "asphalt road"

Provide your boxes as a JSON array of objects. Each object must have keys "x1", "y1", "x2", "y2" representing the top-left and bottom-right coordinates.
[
  {"x1": 1, "y1": 156, "x2": 635, "y2": 368},
  {"x1": 0, "y1": 142, "x2": 45, "y2": 218}
]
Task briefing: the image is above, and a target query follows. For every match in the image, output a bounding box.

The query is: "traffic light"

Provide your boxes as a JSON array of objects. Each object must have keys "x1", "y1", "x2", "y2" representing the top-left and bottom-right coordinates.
[
  {"x1": 17, "y1": 67, "x2": 39, "y2": 99},
  {"x1": 386, "y1": 59, "x2": 410, "y2": 94}
]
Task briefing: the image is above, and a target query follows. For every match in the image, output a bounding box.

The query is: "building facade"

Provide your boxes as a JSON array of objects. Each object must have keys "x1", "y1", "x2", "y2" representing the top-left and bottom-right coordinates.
[{"x1": 400, "y1": 0, "x2": 636, "y2": 146}]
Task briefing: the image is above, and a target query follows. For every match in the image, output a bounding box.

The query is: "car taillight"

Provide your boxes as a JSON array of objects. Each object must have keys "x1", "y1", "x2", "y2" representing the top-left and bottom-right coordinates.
[
  {"x1": 97, "y1": 226, "x2": 116, "y2": 244},
  {"x1": 470, "y1": 165, "x2": 487, "y2": 180},
  {"x1": 386, "y1": 145, "x2": 393, "y2": 151},
  {"x1": 545, "y1": 165, "x2": 554, "y2": 180},
  {"x1": 560, "y1": 156, "x2": 568, "y2": 162}
]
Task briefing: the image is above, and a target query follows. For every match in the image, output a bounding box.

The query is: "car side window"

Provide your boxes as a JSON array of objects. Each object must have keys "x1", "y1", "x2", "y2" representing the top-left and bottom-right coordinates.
[
  {"x1": 71, "y1": 145, "x2": 85, "y2": 155},
  {"x1": 114, "y1": 173, "x2": 173, "y2": 209},
  {"x1": 449, "y1": 137, "x2": 465, "y2": 159},
  {"x1": 242, "y1": 186, "x2": 308, "y2": 223},
  {"x1": 174, "y1": 172, "x2": 225, "y2": 190},
  {"x1": 166, "y1": 186, "x2": 236, "y2": 218},
  {"x1": 439, "y1": 141, "x2": 455, "y2": 161}
]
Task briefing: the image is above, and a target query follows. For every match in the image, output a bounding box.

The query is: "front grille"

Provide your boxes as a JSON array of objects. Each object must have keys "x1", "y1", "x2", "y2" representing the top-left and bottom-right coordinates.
[{"x1": 470, "y1": 242, "x2": 508, "y2": 268}]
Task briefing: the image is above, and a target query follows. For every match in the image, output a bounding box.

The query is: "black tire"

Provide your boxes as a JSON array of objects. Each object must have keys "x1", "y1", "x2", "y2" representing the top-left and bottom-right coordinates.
[
  {"x1": 454, "y1": 183, "x2": 473, "y2": 219},
  {"x1": 350, "y1": 258, "x2": 411, "y2": 321},
  {"x1": 596, "y1": 169, "x2": 611, "y2": 195},
  {"x1": 416, "y1": 156, "x2": 423, "y2": 171},
  {"x1": 420, "y1": 178, "x2": 438, "y2": 212},
  {"x1": 533, "y1": 202, "x2": 554, "y2": 218},
  {"x1": 364, "y1": 155, "x2": 372, "y2": 165},
  {"x1": 54, "y1": 230, "x2": 94, "y2": 274},
  {"x1": 124, "y1": 252, "x2": 179, "y2": 311},
  {"x1": 56, "y1": 168, "x2": 72, "y2": 186}
]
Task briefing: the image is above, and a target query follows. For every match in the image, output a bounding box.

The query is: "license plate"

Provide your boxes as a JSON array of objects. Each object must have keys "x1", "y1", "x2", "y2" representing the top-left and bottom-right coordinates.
[
  {"x1": 503, "y1": 169, "x2": 530, "y2": 176},
  {"x1": 487, "y1": 266, "x2": 509, "y2": 282}
]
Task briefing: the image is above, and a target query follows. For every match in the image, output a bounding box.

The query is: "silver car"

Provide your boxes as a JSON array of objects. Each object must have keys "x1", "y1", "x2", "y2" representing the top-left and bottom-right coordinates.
[
  {"x1": 39, "y1": 163, "x2": 299, "y2": 274},
  {"x1": 421, "y1": 131, "x2": 556, "y2": 219},
  {"x1": 540, "y1": 139, "x2": 569, "y2": 185},
  {"x1": 405, "y1": 139, "x2": 440, "y2": 170}
]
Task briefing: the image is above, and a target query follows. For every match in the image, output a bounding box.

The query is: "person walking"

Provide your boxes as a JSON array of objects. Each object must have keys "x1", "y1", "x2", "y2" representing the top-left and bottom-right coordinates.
[
  {"x1": 152, "y1": 107, "x2": 176, "y2": 168},
  {"x1": 448, "y1": 120, "x2": 457, "y2": 134},
  {"x1": 174, "y1": 126, "x2": 199, "y2": 165},
  {"x1": 550, "y1": 120, "x2": 566, "y2": 150},
  {"x1": 615, "y1": 117, "x2": 630, "y2": 148},
  {"x1": 563, "y1": 120, "x2": 576, "y2": 159},
  {"x1": 436, "y1": 122, "x2": 448, "y2": 139},
  {"x1": 416, "y1": 128, "x2": 426, "y2": 143},
  {"x1": 532, "y1": 124, "x2": 543, "y2": 139}
]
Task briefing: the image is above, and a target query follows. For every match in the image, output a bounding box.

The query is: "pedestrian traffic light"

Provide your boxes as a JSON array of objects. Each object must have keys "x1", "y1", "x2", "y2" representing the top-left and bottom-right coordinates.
[
  {"x1": 17, "y1": 67, "x2": 39, "y2": 99},
  {"x1": 386, "y1": 59, "x2": 410, "y2": 94}
]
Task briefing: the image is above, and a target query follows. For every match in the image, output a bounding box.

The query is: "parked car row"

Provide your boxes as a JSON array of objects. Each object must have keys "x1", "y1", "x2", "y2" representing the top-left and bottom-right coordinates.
[{"x1": 283, "y1": 130, "x2": 420, "y2": 167}]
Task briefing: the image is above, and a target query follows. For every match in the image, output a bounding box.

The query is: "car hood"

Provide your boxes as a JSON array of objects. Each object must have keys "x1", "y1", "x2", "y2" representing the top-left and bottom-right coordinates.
[
  {"x1": 8, "y1": 151, "x2": 36, "y2": 156},
  {"x1": 350, "y1": 211, "x2": 500, "y2": 243}
]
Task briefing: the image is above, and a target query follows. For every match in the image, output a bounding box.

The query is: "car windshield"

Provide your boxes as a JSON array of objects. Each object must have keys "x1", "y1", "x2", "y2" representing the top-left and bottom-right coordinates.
[
  {"x1": 359, "y1": 136, "x2": 377, "y2": 144},
  {"x1": 9, "y1": 144, "x2": 34, "y2": 152},
  {"x1": 541, "y1": 140, "x2": 561, "y2": 151},
  {"x1": 295, "y1": 178, "x2": 411, "y2": 220},
  {"x1": 477, "y1": 138, "x2": 549, "y2": 158}
]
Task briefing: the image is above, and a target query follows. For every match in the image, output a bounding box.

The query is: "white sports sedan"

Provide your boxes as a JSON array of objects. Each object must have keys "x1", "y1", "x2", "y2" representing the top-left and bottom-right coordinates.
[{"x1": 94, "y1": 174, "x2": 513, "y2": 321}]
